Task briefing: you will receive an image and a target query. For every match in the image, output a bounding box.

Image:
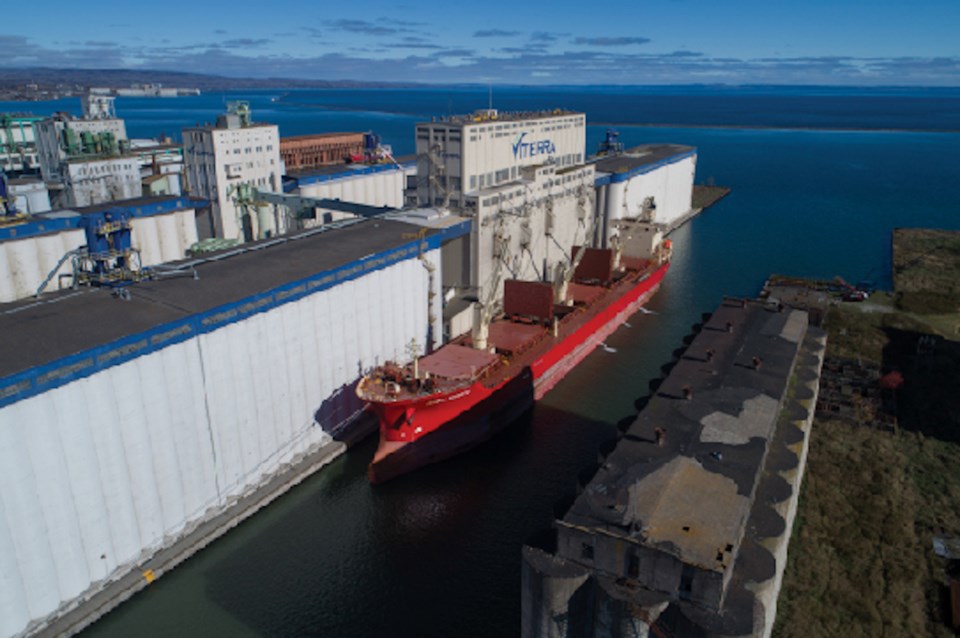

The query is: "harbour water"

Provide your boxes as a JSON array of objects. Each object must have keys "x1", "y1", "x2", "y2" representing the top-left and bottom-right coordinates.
[{"x1": 7, "y1": 87, "x2": 956, "y2": 636}]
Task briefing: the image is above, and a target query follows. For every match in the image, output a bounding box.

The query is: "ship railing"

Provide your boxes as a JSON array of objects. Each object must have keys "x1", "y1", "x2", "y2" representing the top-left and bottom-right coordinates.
[{"x1": 359, "y1": 369, "x2": 474, "y2": 402}]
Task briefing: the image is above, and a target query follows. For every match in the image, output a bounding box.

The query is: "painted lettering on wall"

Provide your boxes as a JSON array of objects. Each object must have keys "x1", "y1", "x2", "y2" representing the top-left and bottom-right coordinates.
[{"x1": 512, "y1": 132, "x2": 556, "y2": 159}]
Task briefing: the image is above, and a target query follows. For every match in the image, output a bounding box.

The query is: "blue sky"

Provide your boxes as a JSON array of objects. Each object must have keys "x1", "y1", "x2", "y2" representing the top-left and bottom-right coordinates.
[{"x1": 2, "y1": 0, "x2": 958, "y2": 85}]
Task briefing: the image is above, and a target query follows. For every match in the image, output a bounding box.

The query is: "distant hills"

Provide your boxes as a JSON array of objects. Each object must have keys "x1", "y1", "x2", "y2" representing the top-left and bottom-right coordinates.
[{"x1": 0, "y1": 67, "x2": 417, "y2": 100}]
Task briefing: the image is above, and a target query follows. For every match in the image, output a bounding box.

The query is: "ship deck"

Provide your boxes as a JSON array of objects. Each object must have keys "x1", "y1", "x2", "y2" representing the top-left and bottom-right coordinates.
[
  {"x1": 419, "y1": 344, "x2": 498, "y2": 379},
  {"x1": 357, "y1": 258, "x2": 666, "y2": 405}
]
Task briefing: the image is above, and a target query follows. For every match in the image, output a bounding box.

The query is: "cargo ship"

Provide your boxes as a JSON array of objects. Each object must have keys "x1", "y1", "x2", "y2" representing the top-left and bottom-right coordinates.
[{"x1": 357, "y1": 226, "x2": 671, "y2": 483}]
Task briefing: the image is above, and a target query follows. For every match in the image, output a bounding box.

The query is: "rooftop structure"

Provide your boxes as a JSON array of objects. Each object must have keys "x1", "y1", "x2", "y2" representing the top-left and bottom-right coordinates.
[
  {"x1": 280, "y1": 132, "x2": 367, "y2": 170},
  {"x1": 0, "y1": 195, "x2": 205, "y2": 303},
  {"x1": 430, "y1": 108, "x2": 579, "y2": 126},
  {"x1": 1, "y1": 113, "x2": 45, "y2": 173}
]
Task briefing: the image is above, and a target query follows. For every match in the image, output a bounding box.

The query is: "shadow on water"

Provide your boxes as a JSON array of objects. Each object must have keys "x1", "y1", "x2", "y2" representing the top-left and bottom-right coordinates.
[{"x1": 205, "y1": 405, "x2": 620, "y2": 638}]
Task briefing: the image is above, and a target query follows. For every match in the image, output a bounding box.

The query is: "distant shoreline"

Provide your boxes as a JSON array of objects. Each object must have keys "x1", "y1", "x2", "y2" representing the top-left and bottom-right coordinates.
[{"x1": 591, "y1": 121, "x2": 960, "y2": 135}]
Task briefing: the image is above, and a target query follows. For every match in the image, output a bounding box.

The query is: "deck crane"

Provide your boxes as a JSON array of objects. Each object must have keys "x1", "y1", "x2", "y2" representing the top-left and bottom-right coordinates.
[
  {"x1": 553, "y1": 186, "x2": 598, "y2": 304},
  {"x1": 471, "y1": 230, "x2": 510, "y2": 351}
]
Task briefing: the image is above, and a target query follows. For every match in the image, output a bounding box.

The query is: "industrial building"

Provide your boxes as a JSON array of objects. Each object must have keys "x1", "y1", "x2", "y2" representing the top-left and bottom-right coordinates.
[
  {"x1": 411, "y1": 109, "x2": 597, "y2": 340},
  {"x1": 3, "y1": 176, "x2": 51, "y2": 215},
  {"x1": 30, "y1": 95, "x2": 182, "y2": 209},
  {"x1": 0, "y1": 103, "x2": 703, "y2": 637},
  {"x1": 413, "y1": 109, "x2": 586, "y2": 210},
  {"x1": 522, "y1": 299, "x2": 826, "y2": 637},
  {"x1": 182, "y1": 102, "x2": 282, "y2": 242},
  {"x1": 280, "y1": 132, "x2": 367, "y2": 169},
  {"x1": 0, "y1": 214, "x2": 469, "y2": 638}
]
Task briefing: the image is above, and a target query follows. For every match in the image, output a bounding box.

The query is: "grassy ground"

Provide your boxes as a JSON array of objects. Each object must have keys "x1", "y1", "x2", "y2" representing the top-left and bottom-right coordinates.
[
  {"x1": 774, "y1": 422, "x2": 960, "y2": 637},
  {"x1": 893, "y1": 229, "x2": 960, "y2": 324},
  {"x1": 774, "y1": 229, "x2": 960, "y2": 637}
]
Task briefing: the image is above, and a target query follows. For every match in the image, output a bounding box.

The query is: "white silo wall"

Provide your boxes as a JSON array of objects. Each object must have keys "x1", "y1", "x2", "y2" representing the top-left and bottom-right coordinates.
[
  {"x1": 132, "y1": 216, "x2": 163, "y2": 265},
  {"x1": 155, "y1": 213, "x2": 180, "y2": 263},
  {"x1": 0, "y1": 210, "x2": 199, "y2": 304},
  {"x1": 0, "y1": 245, "x2": 14, "y2": 302},
  {"x1": 296, "y1": 167, "x2": 411, "y2": 210},
  {"x1": 6, "y1": 236, "x2": 39, "y2": 302},
  {"x1": 602, "y1": 155, "x2": 697, "y2": 234},
  {"x1": 0, "y1": 245, "x2": 441, "y2": 637}
]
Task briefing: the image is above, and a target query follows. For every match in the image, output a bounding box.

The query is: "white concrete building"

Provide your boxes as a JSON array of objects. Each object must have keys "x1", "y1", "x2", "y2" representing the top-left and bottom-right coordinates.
[
  {"x1": 0, "y1": 219, "x2": 462, "y2": 637},
  {"x1": 182, "y1": 103, "x2": 282, "y2": 242},
  {"x1": 413, "y1": 109, "x2": 586, "y2": 210},
  {"x1": 6, "y1": 177, "x2": 51, "y2": 215},
  {"x1": 33, "y1": 96, "x2": 136, "y2": 209},
  {"x1": 62, "y1": 156, "x2": 142, "y2": 207},
  {"x1": 35, "y1": 96, "x2": 128, "y2": 184},
  {"x1": 411, "y1": 110, "x2": 595, "y2": 334}
]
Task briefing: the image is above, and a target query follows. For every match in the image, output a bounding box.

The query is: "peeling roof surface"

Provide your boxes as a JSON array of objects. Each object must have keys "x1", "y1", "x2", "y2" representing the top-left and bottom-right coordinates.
[{"x1": 564, "y1": 300, "x2": 809, "y2": 582}]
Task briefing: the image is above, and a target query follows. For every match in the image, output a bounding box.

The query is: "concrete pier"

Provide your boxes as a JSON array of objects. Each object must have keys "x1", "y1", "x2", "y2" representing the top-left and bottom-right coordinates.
[{"x1": 522, "y1": 297, "x2": 826, "y2": 637}]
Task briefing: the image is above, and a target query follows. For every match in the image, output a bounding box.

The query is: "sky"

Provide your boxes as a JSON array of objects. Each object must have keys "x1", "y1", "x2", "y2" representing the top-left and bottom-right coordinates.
[{"x1": 2, "y1": 0, "x2": 959, "y2": 86}]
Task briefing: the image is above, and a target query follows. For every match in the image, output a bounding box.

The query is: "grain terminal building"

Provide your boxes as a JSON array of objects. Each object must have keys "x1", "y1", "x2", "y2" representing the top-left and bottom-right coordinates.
[
  {"x1": 0, "y1": 216, "x2": 468, "y2": 637},
  {"x1": 0, "y1": 107, "x2": 701, "y2": 637}
]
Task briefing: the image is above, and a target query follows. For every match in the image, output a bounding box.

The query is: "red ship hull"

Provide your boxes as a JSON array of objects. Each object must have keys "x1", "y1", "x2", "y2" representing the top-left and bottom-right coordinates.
[{"x1": 364, "y1": 261, "x2": 669, "y2": 483}]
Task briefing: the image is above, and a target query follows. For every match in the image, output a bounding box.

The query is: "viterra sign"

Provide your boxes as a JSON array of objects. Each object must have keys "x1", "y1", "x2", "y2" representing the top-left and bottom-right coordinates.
[{"x1": 512, "y1": 132, "x2": 556, "y2": 159}]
